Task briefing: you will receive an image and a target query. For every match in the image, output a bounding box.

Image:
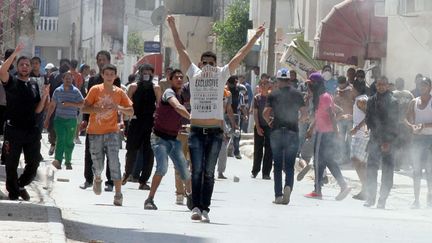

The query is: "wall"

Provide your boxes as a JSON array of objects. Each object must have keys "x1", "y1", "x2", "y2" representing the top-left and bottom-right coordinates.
[{"x1": 385, "y1": 13, "x2": 432, "y2": 89}]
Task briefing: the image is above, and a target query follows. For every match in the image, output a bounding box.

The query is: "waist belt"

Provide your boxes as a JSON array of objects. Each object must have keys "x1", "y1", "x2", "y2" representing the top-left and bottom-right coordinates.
[{"x1": 191, "y1": 126, "x2": 223, "y2": 135}]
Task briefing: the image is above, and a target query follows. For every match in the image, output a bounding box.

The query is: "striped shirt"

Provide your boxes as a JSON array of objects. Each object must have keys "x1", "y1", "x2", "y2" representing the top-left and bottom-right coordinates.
[{"x1": 53, "y1": 84, "x2": 84, "y2": 119}]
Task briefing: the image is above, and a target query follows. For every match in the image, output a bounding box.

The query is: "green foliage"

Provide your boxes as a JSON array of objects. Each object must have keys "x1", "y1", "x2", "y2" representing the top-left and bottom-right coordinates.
[
  {"x1": 127, "y1": 32, "x2": 144, "y2": 56},
  {"x1": 213, "y1": 0, "x2": 251, "y2": 60}
]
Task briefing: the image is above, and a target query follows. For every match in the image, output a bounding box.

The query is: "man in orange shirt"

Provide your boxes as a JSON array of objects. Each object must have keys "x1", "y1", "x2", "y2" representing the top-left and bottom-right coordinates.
[{"x1": 82, "y1": 64, "x2": 133, "y2": 206}]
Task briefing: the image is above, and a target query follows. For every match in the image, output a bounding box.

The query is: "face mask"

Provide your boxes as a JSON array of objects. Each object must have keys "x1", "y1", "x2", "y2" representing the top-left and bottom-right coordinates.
[
  {"x1": 322, "y1": 71, "x2": 332, "y2": 81},
  {"x1": 141, "y1": 74, "x2": 152, "y2": 82}
]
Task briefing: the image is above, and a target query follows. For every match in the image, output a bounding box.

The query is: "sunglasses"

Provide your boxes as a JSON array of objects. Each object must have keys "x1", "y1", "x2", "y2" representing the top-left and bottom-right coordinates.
[{"x1": 202, "y1": 61, "x2": 215, "y2": 66}]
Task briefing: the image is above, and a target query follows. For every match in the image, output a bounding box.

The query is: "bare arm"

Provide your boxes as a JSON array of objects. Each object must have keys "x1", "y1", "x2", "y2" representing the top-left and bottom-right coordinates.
[
  {"x1": 154, "y1": 85, "x2": 162, "y2": 104},
  {"x1": 228, "y1": 25, "x2": 265, "y2": 74},
  {"x1": 36, "y1": 85, "x2": 50, "y2": 114},
  {"x1": 226, "y1": 103, "x2": 237, "y2": 129},
  {"x1": 263, "y1": 107, "x2": 273, "y2": 128},
  {"x1": 168, "y1": 96, "x2": 190, "y2": 120},
  {"x1": 117, "y1": 106, "x2": 134, "y2": 117},
  {"x1": 167, "y1": 15, "x2": 192, "y2": 73},
  {"x1": 0, "y1": 43, "x2": 24, "y2": 83},
  {"x1": 43, "y1": 99, "x2": 56, "y2": 128}
]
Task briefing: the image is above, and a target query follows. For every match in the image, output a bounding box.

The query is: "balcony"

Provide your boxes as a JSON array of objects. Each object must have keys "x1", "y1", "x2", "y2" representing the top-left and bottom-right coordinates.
[{"x1": 36, "y1": 16, "x2": 58, "y2": 32}]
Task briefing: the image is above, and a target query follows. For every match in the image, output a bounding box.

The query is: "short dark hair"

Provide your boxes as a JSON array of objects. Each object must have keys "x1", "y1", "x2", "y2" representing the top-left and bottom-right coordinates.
[
  {"x1": 139, "y1": 63, "x2": 154, "y2": 73},
  {"x1": 128, "y1": 74, "x2": 136, "y2": 83},
  {"x1": 355, "y1": 69, "x2": 365, "y2": 77},
  {"x1": 165, "y1": 66, "x2": 173, "y2": 72},
  {"x1": 169, "y1": 69, "x2": 183, "y2": 80},
  {"x1": 96, "y1": 50, "x2": 111, "y2": 62},
  {"x1": 200, "y1": 51, "x2": 217, "y2": 62},
  {"x1": 60, "y1": 58, "x2": 71, "y2": 66},
  {"x1": 79, "y1": 64, "x2": 90, "y2": 72},
  {"x1": 377, "y1": 75, "x2": 389, "y2": 83},
  {"x1": 102, "y1": 64, "x2": 117, "y2": 74},
  {"x1": 71, "y1": 59, "x2": 79, "y2": 69},
  {"x1": 31, "y1": 56, "x2": 41, "y2": 63},
  {"x1": 337, "y1": 76, "x2": 347, "y2": 84},
  {"x1": 322, "y1": 64, "x2": 332, "y2": 71},
  {"x1": 353, "y1": 79, "x2": 367, "y2": 95},
  {"x1": 227, "y1": 75, "x2": 238, "y2": 84},
  {"x1": 4, "y1": 49, "x2": 14, "y2": 59},
  {"x1": 17, "y1": 56, "x2": 30, "y2": 65},
  {"x1": 260, "y1": 73, "x2": 270, "y2": 79}
]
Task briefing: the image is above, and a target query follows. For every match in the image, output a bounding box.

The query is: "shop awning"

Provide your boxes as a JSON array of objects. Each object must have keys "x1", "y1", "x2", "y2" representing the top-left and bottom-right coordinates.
[{"x1": 313, "y1": 0, "x2": 387, "y2": 65}]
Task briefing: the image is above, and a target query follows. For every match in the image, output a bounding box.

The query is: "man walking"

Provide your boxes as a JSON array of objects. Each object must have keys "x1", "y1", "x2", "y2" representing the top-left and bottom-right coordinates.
[
  {"x1": 0, "y1": 43, "x2": 49, "y2": 200},
  {"x1": 168, "y1": 15, "x2": 264, "y2": 222},
  {"x1": 364, "y1": 76, "x2": 399, "y2": 209}
]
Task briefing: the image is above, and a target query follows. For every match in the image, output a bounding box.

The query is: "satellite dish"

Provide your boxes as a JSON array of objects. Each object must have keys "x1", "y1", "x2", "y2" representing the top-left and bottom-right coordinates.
[{"x1": 151, "y1": 6, "x2": 166, "y2": 26}]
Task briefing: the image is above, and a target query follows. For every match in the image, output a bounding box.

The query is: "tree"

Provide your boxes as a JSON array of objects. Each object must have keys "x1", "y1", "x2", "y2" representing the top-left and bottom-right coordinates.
[
  {"x1": 127, "y1": 32, "x2": 144, "y2": 56},
  {"x1": 213, "y1": 0, "x2": 251, "y2": 60}
]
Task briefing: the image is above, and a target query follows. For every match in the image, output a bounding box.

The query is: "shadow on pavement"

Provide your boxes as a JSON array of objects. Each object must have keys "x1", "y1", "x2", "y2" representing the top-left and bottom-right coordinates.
[{"x1": 63, "y1": 218, "x2": 216, "y2": 243}]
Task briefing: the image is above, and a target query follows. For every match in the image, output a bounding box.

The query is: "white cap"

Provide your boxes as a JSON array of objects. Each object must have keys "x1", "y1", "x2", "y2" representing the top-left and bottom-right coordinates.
[{"x1": 45, "y1": 63, "x2": 55, "y2": 70}]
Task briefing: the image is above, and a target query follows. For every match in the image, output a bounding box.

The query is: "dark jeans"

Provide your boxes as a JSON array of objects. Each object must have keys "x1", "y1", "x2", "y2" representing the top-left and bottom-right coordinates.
[
  {"x1": 270, "y1": 128, "x2": 299, "y2": 197},
  {"x1": 124, "y1": 119, "x2": 154, "y2": 184},
  {"x1": 230, "y1": 114, "x2": 241, "y2": 156},
  {"x1": 313, "y1": 132, "x2": 347, "y2": 193},
  {"x1": 366, "y1": 140, "x2": 394, "y2": 203},
  {"x1": 4, "y1": 125, "x2": 41, "y2": 199},
  {"x1": 252, "y1": 125, "x2": 272, "y2": 177},
  {"x1": 189, "y1": 127, "x2": 223, "y2": 212},
  {"x1": 84, "y1": 134, "x2": 113, "y2": 186},
  {"x1": 48, "y1": 113, "x2": 56, "y2": 145},
  {"x1": 132, "y1": 143, "x2": 144, "y2": 179}
]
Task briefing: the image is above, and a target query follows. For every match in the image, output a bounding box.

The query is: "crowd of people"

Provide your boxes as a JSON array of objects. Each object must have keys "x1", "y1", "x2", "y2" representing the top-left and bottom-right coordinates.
[{"x1": 0, "y1": 15, "x2": 431, "y2": 224}]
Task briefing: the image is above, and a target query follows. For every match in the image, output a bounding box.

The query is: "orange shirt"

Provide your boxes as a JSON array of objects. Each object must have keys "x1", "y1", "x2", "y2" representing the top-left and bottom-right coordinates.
[
  {"x1": 71, "y1": 70, "x2": 83, "y2": 90},
  {"x1": 85, "y1": 84, "x2": 133, "y2": 134}
]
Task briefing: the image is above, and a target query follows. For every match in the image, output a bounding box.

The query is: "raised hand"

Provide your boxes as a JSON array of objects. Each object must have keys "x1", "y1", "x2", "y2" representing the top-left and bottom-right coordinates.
[
  {"x1": 255, "y1": 25, "x2": 265, "y2": 38},
  {"x1": 15, "y1": 42, "x2": 25, "y2": 54},
  {"x1": 167, "y1": 15, "x2": 176, "y2": 28}
]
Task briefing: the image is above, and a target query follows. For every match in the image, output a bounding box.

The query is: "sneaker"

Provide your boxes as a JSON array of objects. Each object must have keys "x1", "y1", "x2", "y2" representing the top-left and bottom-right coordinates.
[
  {"x1": 48, "y1": 145, "x2": 55, "y2": 156},
  {"x1": 218, "y1": 173, "x2": 227, "y2": 179},
  {"x1": 335, "y1": 186, "x2": 351, "y2": 201},
  {"x1": 352, "y1": 191, "x2": 367, "y2": 201},
  {"x1": 51, "y1": 160, "x2": 61, "y2": 170},
  {"x1": 304, "y1": 191, "x2": 322, "y2": 199},
  {"x1": 235, "y1": 154, "x2": 242, "y2": 160},
  {"x1": 273, "y1": 196, "x2": 285, "y2": 204},
  {"x1": 176, "y1": 194, "x2": 184, "y2": 205},
  {"x1": 121, "y1": 173, "x2": 129, "y2": 185},
  {"x1": 201, "y1": 210, "x2": 210, "y2": 223},
  {"x1": 79, "y1": 181, "x2": 92, "y2": 190},
  {"x1": 144, "y1": 198, "x2": 158, "y2": 210},
  {"x1": 363, "y1": 199, "x2": 375, "y2": 208},
  {"x1": 191, "y1": 207, "x2": 202, "y2": 221},
  {"x1": 138, "y1": 183, "x2": 150, "y2": 190},
  {"x1": 19, "y1": 188, "x2": 30, "y2": 201},
  {"x1": 65, "y1": 164, "x2": 72, "y2": 170},
  {"x1": 93, "y1": 178, "x2": 102, "y2": 195},
  {"x1": 104, "y1": 184, "x2": 113, "y2": 192},
  {"x1": 282, "y1": 186, "x2": 291, "y2": 204},
  {"x1": 297, "y1": 164, "x2": 312, "y2": 181},
  {"x1": 411, "y1": 200, "x2": 420, "y2": 209},
  {"x1": 251, "y1": 173, "x2": 257, "y2": 179},
  {"x1": 186, "y1": 193, "x2": 193, "y2": 210},
  {"x1": 113, "y1": 193, "x2": 123, "y2": 206},
  {"x1": 262, "y1": 175, "x2": 271, "y2": 180},
  {"x1": 74, "y1": 137, "x2": 82, "y2": 144}
]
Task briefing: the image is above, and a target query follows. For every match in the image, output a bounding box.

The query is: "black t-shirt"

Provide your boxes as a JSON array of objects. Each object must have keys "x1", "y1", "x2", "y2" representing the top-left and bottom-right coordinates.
[
  {"x1": 3, "y1": 75, "x2": 41, "y2": 129},
  {"x1": 266, "y1": 86, "x2": 305, "y2": 132}
]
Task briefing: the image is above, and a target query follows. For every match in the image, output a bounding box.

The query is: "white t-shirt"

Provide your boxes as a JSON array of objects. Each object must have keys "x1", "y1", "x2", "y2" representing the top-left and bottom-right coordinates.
[{"x1": 187, "y1": 63, "x2": 231, "y2": 120}]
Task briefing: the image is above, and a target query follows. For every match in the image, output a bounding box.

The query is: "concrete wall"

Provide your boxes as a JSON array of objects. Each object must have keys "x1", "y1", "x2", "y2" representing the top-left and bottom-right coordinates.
[
  {"x1": 80, "y1": 0, "x2": 103, "y2": 69},
  {"x1": 385, "y1": 13, "x2": 432, "y2": 89},
  {"x1": 163, "y1": 15, "x2": 213, "y2": 68}
]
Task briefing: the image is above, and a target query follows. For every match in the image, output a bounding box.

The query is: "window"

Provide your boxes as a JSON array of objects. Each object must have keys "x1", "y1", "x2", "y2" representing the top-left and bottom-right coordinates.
[{"x1": 136, "y1": 0, "x2": 155, "y2": 11}]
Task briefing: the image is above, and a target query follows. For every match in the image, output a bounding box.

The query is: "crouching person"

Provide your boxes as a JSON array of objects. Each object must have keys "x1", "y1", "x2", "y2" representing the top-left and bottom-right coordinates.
[
  {"x1": 144, "y1": 69, "x2": 192, "y2": 210},
  {"x1": 82, "y1": 64, "x2": 133, "y2": 206}
]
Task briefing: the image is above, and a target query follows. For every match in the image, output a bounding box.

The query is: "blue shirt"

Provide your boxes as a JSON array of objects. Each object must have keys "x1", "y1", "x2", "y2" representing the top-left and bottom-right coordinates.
[{"x1": 53, "y1": 84, "x2": 84, "y2": 119}]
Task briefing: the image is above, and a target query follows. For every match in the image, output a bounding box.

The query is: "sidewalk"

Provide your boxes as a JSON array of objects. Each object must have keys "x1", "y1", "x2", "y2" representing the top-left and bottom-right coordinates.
[{"x1": 0, "y1": 137, "x2": 66, "y2": 243}]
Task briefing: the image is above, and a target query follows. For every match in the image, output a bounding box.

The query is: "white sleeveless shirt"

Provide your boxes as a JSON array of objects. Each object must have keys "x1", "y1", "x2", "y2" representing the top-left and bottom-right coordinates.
[
  {"x1": 414, "y1": 96, "x2": 432, "y2": 135},
  {"x1": 352, "y1": 94, "x2": 368, "y2": 138}
]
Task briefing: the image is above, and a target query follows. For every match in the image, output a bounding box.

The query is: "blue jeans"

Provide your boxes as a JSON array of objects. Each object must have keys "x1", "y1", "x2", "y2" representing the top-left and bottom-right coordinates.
[
  {"x1": 88, "y1": 133, "x2": 122, "y2": 181},
  {"x1": 151, "y1": 133, "x2": 190, "y2": 180},
  {"x1": 188, "y1": 127, "x2": 223, "y2": 212},
  {"x1": 411, "y1": 135, "x2": 432, "y2": 201},
  {"x1": 270, "y1": 128, "x2": 299, "y2": 197}
]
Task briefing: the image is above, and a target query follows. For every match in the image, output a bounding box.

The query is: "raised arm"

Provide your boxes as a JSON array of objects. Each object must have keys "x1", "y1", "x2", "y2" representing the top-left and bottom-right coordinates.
[
  {"x1": 167, "y1": 15, "x2": 192, "y2": 73},
  {"x1": 228, "y1": 25, "x2": 265, "y2": 74},
  {"x1": 0, "y1": 43, "x2": 24, "y2": 83}
]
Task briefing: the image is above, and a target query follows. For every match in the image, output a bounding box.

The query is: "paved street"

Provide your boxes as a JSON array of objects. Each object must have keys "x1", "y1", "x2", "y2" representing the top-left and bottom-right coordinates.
[{"x1": 2, "y1": 134, "x2": 432, "y2": 243}]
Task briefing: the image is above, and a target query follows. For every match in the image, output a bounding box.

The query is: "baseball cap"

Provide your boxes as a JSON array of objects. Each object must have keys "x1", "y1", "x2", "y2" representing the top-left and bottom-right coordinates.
[
  {"x1": 276, "y1": 68, "x2": 289, "y2": 79},
  {"x1": 307, "y1": 72, "x2": 324, "y2": 83},
  {"x1": 420, "y1": 77, "x2": 431, "y2": 86},
  {"x1": 45, "y1": 63, "x2": 55, "y2": 70}
]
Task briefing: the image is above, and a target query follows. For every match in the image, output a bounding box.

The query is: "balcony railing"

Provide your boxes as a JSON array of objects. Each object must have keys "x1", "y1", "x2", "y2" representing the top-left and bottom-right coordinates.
[{"x1": 37, "y1": 16, "x2": 58, "y2": 32}]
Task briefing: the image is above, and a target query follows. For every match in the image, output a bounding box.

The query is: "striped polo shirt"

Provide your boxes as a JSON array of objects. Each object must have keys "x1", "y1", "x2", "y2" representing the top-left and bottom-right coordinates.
[{"x1": 53, "y1": 84, "x2": 84, "y2": 119}]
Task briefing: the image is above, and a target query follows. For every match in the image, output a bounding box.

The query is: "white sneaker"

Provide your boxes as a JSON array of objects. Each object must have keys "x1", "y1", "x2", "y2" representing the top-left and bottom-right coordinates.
[
  {"x1": 191, "y1": 207, "x2": 202, "y2": 221},
  {"x1": 176, "y1": 194, "x2": 184, "y2": 205},
  {"x1": 201, "y1": 210, "x2": 210, "y2": 223}
]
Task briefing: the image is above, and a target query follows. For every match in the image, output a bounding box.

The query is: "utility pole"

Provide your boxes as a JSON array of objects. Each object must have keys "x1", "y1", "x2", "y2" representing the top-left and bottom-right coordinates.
[{"x1": 267, "y1": 0, "x2": 276, "y2": 74}]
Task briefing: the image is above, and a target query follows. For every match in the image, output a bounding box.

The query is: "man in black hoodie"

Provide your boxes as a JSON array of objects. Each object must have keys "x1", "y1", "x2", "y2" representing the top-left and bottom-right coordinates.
[{"x1": 364, "y1": 76, "x2": 399, "y2": 209}]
